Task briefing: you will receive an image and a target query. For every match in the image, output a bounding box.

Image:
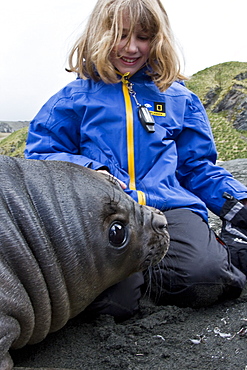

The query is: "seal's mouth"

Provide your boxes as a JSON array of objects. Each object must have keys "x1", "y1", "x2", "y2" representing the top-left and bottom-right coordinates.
[
  {"x1": 139, "y1": 234, "x2": 170, "y2": 270},
  {"x1": 136, "y1": 206, "x2": 170, "y2": 270}
]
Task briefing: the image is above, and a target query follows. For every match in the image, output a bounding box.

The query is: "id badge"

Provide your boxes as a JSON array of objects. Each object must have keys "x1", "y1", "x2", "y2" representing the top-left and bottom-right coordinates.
[{"x1": 138, "y1": 105, "x2": 155, "y2": 133}]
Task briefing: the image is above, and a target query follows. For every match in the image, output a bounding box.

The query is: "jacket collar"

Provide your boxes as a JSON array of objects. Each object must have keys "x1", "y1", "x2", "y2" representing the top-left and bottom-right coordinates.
[{"x1": 115, "y1": 64, "x2": 152, "y2": 82}]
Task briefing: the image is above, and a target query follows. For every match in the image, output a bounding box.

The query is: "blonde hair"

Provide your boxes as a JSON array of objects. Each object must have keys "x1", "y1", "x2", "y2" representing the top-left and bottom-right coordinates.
[{"x1": 67, "y1": 0, "x2": 186, "y2": 91}]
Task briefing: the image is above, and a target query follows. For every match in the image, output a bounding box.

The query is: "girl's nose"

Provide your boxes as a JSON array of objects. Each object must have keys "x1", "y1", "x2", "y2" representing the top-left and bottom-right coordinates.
[{"x1": 125, "y1": 36, "x2": 138, "y2": 53}]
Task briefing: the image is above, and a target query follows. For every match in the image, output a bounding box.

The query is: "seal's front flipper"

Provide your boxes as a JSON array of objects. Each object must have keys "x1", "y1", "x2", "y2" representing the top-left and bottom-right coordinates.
[
  {"x1": 0, "y1": 257, "x2": 35, "y2": 370},
  {"x1": 13, "y1": 368, "x2": 77, "y2": 369},
  {"x1": 0, "y1": 316, "x2": 21, "y2": 370},
  {"x1": 1, "y1": 353, "x2": 14, "y2": 370}
]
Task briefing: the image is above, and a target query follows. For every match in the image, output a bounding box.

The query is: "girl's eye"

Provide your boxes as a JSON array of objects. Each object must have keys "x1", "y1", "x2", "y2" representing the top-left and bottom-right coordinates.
[{"x1": 138, "y1": 36, "x2": 149, "y2": 41}]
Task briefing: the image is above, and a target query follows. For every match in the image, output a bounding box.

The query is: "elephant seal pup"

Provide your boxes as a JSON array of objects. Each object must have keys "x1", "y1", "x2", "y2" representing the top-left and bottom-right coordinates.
[{"x1": 0, "y1": 155, "x2": 169, "y2": 370}]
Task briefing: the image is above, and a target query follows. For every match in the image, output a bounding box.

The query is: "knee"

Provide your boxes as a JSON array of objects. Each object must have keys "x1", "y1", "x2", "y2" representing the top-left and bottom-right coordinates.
[
  {"x1": 187, "y1": 254, "x2": 226, "y2": 284},
  {"x1": 84, "y1": 272, "x2": 144, "y2": 321},
  {"x1": 144, "y1": 251, "x2": 245, "y2": 308}
]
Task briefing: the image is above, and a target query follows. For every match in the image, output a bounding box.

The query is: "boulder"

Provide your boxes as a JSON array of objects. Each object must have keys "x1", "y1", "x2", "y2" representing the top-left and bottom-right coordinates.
[
  {"x1": 0, "y1": 121, "x2": 29, "y2": 133},
  {"x1": 208, "y1": 158, "x2": 247, "y2": 232},
  {"x1": 212, "y1": 85, "x2": 247, "y2": 130}
]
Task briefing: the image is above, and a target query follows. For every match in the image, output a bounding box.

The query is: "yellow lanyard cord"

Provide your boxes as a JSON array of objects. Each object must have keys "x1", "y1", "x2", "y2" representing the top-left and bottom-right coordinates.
[
  {"x1": 121, "y1": 73, "x2": 146, "y2": 205},
  {"x1": 122, "y1": 74, "x2": 136, "y2": 190}
]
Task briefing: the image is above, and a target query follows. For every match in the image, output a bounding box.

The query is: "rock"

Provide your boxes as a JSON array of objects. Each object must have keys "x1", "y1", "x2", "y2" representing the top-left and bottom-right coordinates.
[
  {"x1": 234, "y1": 99, "x2": 247, "y2": 130},
  {"x1": 208, "y1": 158, "x2": 247, "y2": 233},
  {"x1": 212, "y1": 85, "x2": 247, "y2": 130},
  {"x1": 0, "y1": 122, "x2": 14, "y2": 133},
  {"x1": 222, "y1": 158, "x2": 247, "y2": 185},
  {"x1": 203, "y1": 86, "x2": 221, "y2": 109},
  {"x1": 211, "y1": 84, "x2": 247, "y2": 130},
  {"x1": 0, "y1": 121, "x2": 29, "y2": 133},
  {"x1": 234, "y1": 71, "x2": 247, "y2": 81}
]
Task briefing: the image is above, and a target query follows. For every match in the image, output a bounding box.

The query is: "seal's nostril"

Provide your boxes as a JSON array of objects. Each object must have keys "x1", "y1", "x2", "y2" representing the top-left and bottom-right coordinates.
[
  {"x1": 160, "y1": 223, "x2": 168, "y2": 231},
  {"x1": 151, "y1": 213, "x2": 168, "y2": 234}
]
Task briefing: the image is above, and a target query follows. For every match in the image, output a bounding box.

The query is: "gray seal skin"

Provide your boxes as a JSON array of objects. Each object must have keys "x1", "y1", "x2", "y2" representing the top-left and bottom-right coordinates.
[{"x1": 0, "y1": 155, "x2": 169, "y2": 370}]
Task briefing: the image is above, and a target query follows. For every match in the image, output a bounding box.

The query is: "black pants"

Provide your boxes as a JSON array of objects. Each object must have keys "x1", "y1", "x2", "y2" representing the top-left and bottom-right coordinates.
[{"x1": 85, "y1": 209, "x2": 246, "y2": 319}]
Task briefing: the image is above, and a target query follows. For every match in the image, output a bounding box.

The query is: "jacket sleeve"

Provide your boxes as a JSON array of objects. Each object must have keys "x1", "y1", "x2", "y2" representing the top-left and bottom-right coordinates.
[
  {"x1": 176, "y1": 93, "x2": 247, "y2": 216},
  {"x1": 25, "y1": 94, "x2": 106, "y2": 170}
]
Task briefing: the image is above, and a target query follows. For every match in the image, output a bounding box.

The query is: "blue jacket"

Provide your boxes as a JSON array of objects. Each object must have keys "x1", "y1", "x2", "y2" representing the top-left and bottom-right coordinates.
[{"x1": 25, "y1": 67, "x2": 247, "y2": 221}]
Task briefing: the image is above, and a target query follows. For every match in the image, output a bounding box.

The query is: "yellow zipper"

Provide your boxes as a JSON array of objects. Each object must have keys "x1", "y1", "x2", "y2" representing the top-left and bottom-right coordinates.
[{"x1": 121, "y1": 73, "x2": 146, "y2": 205}]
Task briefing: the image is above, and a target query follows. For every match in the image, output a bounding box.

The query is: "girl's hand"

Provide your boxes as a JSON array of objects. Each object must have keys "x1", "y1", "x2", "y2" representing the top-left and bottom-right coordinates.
[{"x1": 97, "y1": 170, "x2": 127, "y2": 190}]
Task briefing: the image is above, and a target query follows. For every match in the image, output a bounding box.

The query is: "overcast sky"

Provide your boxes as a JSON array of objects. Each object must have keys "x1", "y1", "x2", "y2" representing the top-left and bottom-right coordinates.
[{"x1": 1, "y1": 0, "x2": 246, "y2": 121}]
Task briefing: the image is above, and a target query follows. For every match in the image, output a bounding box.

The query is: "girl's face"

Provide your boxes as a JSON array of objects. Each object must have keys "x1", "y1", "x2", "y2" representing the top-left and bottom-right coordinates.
[{"x1": 110, "y1": 17, "x2": 151, "y2": 75}]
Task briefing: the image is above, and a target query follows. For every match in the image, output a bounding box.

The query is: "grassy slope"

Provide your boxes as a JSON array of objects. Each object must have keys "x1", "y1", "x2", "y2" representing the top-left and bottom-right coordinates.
[
  {"x1": 0, "y1": 127, "x2": 28, "y2": 158},
  {"x1": 186, "y1": 61, "x2": 247, "y2": 161}
]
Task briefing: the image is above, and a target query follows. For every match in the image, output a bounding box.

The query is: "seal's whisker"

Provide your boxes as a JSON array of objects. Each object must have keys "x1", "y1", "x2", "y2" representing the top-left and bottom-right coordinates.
[
  {"x1": 142, "y1": 267, "x2": 153, "y2": 299},
  {"x1": 142, "y1": 263, "x2": 163, "y2": 304},
  {"x1": 152, "y1": 263, "x2": 164, "y2": 304}
]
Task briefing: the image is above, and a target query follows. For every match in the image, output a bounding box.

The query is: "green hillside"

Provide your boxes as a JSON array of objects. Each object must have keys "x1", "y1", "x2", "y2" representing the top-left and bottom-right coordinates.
[
  {"x1": 186, "y1": 61, "x2": 247, "y2": 102},
  {"x1": 186, "y1": 61, "x2": 247, "y2": 161},
  {"x1": 0, "y1": 127, "x2": 28, "y2": 158},
  {"x1": 0, "y1": 61, "x2": 247, "y2": 161}
]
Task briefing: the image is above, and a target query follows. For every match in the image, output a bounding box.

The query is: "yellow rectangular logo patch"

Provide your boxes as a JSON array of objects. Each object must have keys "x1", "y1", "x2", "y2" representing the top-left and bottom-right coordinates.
[{"x1": 143, "y1": 101, "x2": 166, "y2": 117}]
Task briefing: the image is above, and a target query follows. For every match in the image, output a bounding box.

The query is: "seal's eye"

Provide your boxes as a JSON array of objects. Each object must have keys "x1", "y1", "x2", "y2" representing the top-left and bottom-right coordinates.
[{"x1": 109, "y1": 222, "x2": 128, "y2": 247}]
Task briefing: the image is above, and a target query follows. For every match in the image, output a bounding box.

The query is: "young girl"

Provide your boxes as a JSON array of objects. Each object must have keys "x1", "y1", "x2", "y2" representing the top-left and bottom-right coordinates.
[{"x1": 25, "y1": 0, "x2": 247, "y2": 319}]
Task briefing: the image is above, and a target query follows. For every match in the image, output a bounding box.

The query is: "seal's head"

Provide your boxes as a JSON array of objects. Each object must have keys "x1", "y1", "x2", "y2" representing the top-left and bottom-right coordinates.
[{"x1": 76, "y1": 170, "x2": 169, "y2": 295}]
